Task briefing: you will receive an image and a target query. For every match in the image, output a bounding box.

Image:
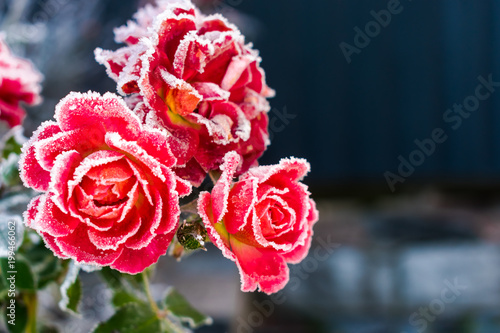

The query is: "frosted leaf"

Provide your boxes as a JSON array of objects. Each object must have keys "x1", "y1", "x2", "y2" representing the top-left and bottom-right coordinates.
[
  {"x1": 75, "y1": 262, "x2": 101, "y2": 272},
  {"x1": 0, "y1": 152, "x2": 21, "y2": 186},
  {"x1": 0, "y1": 214, "x2": 24, "y2": 257},
  {"x1": 0, "y1": 192, "x2": 32, "y2": 216},
  {"x1": 0, "y1": 125, "x2": 27, "y2": 151},
  {"x1": 58, "y1": 260, "x2": 81, "y2": 315}
]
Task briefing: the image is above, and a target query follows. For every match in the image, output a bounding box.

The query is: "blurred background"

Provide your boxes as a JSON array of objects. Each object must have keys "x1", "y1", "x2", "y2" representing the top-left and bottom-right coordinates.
[{"x1": 2, "y1": 0, "x2": 500, "y2": 332}]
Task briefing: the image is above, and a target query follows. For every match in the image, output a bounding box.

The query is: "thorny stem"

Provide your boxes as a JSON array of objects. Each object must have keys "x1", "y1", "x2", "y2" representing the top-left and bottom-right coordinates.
[{"x1": 141, "y1": 272, "x2": 185, "y2": 333}]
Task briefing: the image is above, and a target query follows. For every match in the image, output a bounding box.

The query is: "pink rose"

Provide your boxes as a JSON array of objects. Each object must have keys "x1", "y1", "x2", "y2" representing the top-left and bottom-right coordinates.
[
  {"x1": 95, "y1": 0, "x2": 274, "y2": 185},
  {"x1": 20, "y1": 92, "x2": 191, "y2": 274},
  {"x1": 198, "y1": 152, "x2": 319, "y2": 294},
  {"x1": 0, "y1": 35, "x2": 43, "y2": 127}
]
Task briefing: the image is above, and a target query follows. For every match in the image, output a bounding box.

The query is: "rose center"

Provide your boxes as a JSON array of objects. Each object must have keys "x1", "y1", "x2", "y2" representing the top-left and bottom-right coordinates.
[
  {"x1": 75, "y1": 174, "x2": 136, "y2": 219},
  {"x1": 93, "y1": 196, "x2": 128, "y2": 208},
  {"x1": 268, "y1": 204, "x2": 287, "y2": 229},
  {"x1": 259, "y1": 200, "x2": 290, "y2": 238}
]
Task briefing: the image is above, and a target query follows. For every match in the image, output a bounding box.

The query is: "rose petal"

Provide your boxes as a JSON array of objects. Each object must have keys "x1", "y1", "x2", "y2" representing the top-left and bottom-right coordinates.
[
  {"x1": 282, "y1": 199, "x2": 319, "y2": 264},
  {"x1": 19, "y1": 121, "x2": 61, "y2": 191},
  {"x1": 0, "y1": 35, "x2": 43, "y2": 127},
  {"x1": 198, "y1": 191, "x2": 235, "y2": 261},
  {"x1": 112, "y1": 233, "x2": 174, "y2": 274},
  {"x1": 137, "y1": 127, "x2": 177, "y2": 167},
  {"x1": 230, "y1": 237, "x2": 289, "y2": 294},
  {"x1": 73, "y1": 185, "x2": 126, "y2": 220},
  {"x1": 34, "y1": 128, "x2": 103, "y2": 171},
  {"x1": 55, "y1": 91, "x2": 142, "y2": 140},
  {"x1": 160, "y1": 68, "x2": 202, "y2": 116},
  {"x1": 124, "y1": 188, "x2": 168, "y2": 250},
  {"x1": 68, "y1": 150, "x2": 125, "y2": 202},
  {"x1": 23, "y1": 195, "x2": 43, "y2": 228},
  {"x1": 40, "y1": 232, "x2": 69, "y2": 259},
  {"x1": 224, "y1": 177, "x2": 256, "y2": 234},
  {"x1": 172, "y1": 158, "x2": 207, "y2": 187},
  {"x1": 49, "y1": 150, "x2": 82, "y2": 214},
  {"x1": 220, "y1": 55, "x2": 254, "y2": 91},
  {"x1": 94, "y1": 47, "x2": 130, "y2": 82},
  {"x1": 32, "y1": 195, "x2": 80, "y2": 237},
  {"x1": 55, "y1": 225, "x2": 124, "y2": 266},
  {"x1": 242, "y1": 157, "x2": 310, "y2": 185},
  {"x1": 211, "y1": 151, "x2": 240, "y2": 222},
  {"x1": 105, "y1": 131, "x2": 168, "y2": 183},
  {"x1": 88, "y1": 207, "x2": 142, "y2": 251}
]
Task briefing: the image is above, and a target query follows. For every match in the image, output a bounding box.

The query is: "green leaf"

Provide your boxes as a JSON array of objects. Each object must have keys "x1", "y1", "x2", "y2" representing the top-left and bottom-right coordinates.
[
  {"x1": 21, "y1": 240, "x2": 65, "y2": 290},
  {"x1": 2, "y1": 135, "x2": 22, "y2": 160},
  {"x1": 65, "y1": 277, "x2": 81, "y2": 314},
  {"x1": 112, "y1": 290, "x2": 143, "y2": 308},
  {"x1": 0, "y1": 273, "x2": 7, "y2": 298},
  {"x1": 0, "y1": 153, "x2": 21, "y2": 187},
  {"x1": 35, "y1": 255, "x2": 63, "y2": 290},
  {"x1": 20, "y1": 239, "x2": 54, "y2": 264},
  {"x1": 100, "y1": 267, "x2": 127, "y2": 290},
  {"x1": 40, "y1": 324, "x2": 60, "y2": 333},
  {"x1": 100, "y1": 267, "x2": 153, "y2": 295},
  {"x1": 92, "y1": 303, "x2": 161, "y2": 333},
  {"x1": 164, "y1": 288, "x2": 212, "y2": 329},
  {"x1": 3, "y1": 296, "x2": 28, "y2": 333},
  {"x1": 0, "y1": 256, "x2": 36, "y2": 291},
  {"x1": 59, "y1": 262, "x2": 81, "y2": 315}
]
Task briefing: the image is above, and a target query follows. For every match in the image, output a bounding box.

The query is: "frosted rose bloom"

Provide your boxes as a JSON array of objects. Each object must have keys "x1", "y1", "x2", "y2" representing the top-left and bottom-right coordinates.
[
  {"x1": 0, "y1": 35, "x2": 43, "y2": 127},
  {"x1": 198, "y1": 152, "x2": 319, "y2": 294},
  {"x1": 95, "y1": 0, "x2": 274, "y2": 185},
  {"x1": 20, "y1": 92, "x2": 191, "y2": 274}
]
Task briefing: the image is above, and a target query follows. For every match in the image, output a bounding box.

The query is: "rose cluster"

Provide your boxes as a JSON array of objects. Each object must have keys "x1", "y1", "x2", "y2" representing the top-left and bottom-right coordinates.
[{"x1": 20, "y1": 0, "x2": 318, "y2": 294}]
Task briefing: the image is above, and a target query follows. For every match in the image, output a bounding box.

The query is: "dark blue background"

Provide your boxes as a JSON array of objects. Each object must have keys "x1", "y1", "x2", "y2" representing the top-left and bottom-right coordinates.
[
  {"x1": 11, "y1": 0, "x2": 500, "y2": 196},
  {"x1": 236, "y1": 0, "x2": 500, "y2": 194}
]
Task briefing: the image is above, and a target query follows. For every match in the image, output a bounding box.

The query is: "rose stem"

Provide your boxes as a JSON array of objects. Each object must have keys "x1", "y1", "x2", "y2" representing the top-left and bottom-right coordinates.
[
  {"x1": 141, "y1": 271, "x2": 185, "y2": 333},
  {"x1": 23, "y1": 292, "x2": 37, "y2": 333},
  {"x1": 142, "y1": 271, "x2": 160, "y2": 314}
]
